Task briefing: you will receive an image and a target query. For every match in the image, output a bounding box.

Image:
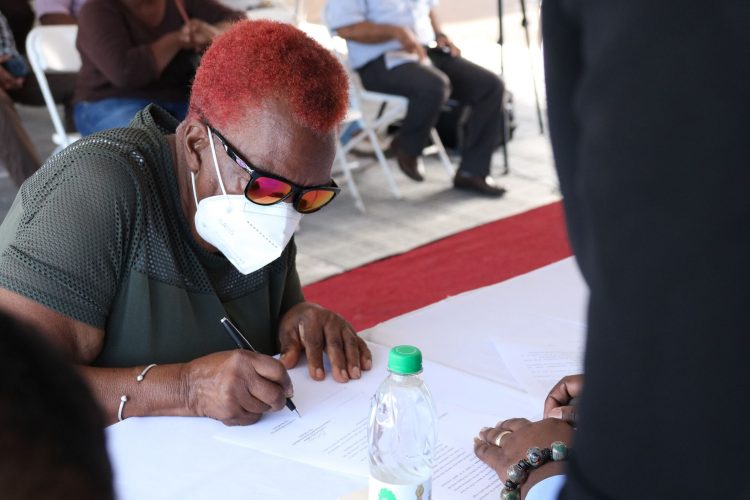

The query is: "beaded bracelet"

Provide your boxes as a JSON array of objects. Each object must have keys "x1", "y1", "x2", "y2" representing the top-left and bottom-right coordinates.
[{"x1": 500, "y1": 441, "x2": 570, "y2": 500}]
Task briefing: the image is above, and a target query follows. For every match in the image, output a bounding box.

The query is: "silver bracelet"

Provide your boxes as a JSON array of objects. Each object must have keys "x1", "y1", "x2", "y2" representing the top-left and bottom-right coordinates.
[
  {"x1": 136, "y1": 363, "x2": 157, "y2": 382},
  {"x1": 118, "y1": 395, "x2": 128, "y2": 422},
  {"x1": 118, "y1": 364, "x2": 157, "y2": 422}
]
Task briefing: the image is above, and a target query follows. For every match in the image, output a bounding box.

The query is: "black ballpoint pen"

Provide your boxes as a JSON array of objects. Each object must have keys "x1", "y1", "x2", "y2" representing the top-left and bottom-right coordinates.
[{"x1": 220, "y1": 316, "x2": 301, "y2": 418}]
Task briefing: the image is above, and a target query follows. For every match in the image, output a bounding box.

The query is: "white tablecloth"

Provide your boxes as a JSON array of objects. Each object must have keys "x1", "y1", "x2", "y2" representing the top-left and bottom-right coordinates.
[{"x1": 107, "y1": 257, "x2": 588, "y2": 499}]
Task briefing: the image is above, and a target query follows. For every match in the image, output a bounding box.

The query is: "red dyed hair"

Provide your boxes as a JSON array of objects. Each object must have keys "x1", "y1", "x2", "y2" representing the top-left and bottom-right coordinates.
[{"x1": 190, "y1": 20, "x2": 348, "y2": 134}]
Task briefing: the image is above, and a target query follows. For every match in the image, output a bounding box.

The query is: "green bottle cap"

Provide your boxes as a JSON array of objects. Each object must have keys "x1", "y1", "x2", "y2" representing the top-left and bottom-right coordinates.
[{"x1": 387, "y1": 345, "x2": 423, "y2": 375}]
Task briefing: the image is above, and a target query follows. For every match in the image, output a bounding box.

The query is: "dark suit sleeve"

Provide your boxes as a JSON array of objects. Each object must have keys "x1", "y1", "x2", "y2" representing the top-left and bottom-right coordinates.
[{"x1": 541, "y1": 0, "x2": 588, "y2": 281}]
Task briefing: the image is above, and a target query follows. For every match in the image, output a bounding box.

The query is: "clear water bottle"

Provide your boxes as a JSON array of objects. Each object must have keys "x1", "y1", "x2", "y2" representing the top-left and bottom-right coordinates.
[{"x1": 368, "y1": 345, "x2": 438, "y2": 500}]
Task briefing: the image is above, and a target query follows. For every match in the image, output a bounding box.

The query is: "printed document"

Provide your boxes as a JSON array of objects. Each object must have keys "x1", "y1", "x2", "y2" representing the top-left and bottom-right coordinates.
[
  {"x1": 215, "y1": 342, "x2": 537, "y2": 499},
  {"x1": 492, "y1": 320, "x2": 585, "y2": 401}
]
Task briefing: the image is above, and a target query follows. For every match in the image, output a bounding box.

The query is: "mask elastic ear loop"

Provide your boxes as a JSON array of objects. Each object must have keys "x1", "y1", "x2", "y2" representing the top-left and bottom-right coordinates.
[
  {"x1": 206, "y1": 125, "x2": 229, "y2": 199},
  {"x1": 190, "y1": 171, "x2": 199, "y2": 207}
]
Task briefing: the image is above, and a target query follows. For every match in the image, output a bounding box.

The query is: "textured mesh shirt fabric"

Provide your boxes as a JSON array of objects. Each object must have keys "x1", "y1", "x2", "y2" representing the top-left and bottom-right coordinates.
[{"x1": 0, "y1": 105, "x2": 304, "y2": 367}]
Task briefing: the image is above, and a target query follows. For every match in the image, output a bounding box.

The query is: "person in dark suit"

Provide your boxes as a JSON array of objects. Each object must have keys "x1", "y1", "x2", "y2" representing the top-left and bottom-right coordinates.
[{"x1": 473, "y1": 1, "x2": 750, "y2": 498}]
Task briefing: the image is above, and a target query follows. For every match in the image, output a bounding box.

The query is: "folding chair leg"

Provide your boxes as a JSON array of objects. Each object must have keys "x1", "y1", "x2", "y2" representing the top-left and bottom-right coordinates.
[
  {"x1": 335, "y1": 146, "x2": 366, "y2": 212},
  {"x1": 429, "y1": 128, "x2": 455, "y2": 178},
  {"x1": 366, "y1": 128, "x2": 402, "y2": 200}
]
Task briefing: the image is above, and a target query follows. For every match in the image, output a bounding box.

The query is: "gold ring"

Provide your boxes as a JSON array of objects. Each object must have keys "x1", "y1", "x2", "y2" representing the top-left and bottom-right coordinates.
[{"x1": 493, "y1": 430, "x2": 512, "y2": 447}]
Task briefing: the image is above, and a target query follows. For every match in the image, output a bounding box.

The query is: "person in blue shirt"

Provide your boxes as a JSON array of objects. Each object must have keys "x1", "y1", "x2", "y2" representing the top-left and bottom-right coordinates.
[{"x1": 325, "y1": 0, "x2": 507, "y2": 197}]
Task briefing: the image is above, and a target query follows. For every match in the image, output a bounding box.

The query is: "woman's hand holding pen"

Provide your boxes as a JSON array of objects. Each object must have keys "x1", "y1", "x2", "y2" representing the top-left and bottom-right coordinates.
[
  {"x1": 278, "y1": 302, "x2": 373, "y2": 384},
  {"x1": 182, "y1": 350, "x2": 293, "y2": 426}
]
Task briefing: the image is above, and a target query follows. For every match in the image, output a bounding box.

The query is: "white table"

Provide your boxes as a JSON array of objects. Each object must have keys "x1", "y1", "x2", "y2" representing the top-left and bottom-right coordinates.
[{"x1": 107, "y1": 257, "x2": 588, "y2": 500}]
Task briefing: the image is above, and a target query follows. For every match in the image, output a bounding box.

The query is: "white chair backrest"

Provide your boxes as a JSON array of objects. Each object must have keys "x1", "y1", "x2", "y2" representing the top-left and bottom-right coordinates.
[
  {"x1": 25, "y1": 26, "x2": 81, "y2": 150},
  {"x1": 26, "y1": 25, "x2": 81, "y2": 73}
]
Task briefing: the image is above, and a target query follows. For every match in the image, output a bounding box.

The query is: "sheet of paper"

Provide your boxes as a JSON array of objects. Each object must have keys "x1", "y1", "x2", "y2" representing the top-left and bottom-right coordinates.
[
  {"x1": 214, "y1": 342, "x2": 537, "y2": 498},
  {"x1": 107, "y1": 416, "x2": 365, "y2": 500},
  {"x1": 492, "y1": 327, "x2": 585, "y2": 402},
  {"x1": 361, "y1": 258, "x2": 588, "y2": 391},
  {"x1": 384, "y1": 50, "x2": 424, "y2": 69}
]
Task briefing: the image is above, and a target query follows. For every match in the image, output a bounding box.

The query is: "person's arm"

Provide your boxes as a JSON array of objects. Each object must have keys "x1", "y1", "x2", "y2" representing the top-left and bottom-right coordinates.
[
  {"x1": 34, "y1": 0, "x2": 78, "y2": 24},
  {"x1": 428, "y1": 10, "x2": 460, "y2": 57},
  {"x1": 0, "y1": 288, "x2": 293, "y2": 426},
  {"x1": 0, "y1": 55, "x2": 24, "y2": 91},
  {"x1": 76, "y1": 2, "x2": 192, "y2": 88},
  {"x1": 337, "y1": 22, "x2": 425, "y2": 59},
  {"x1": 148, "y1": 27, "x2": 194, "y2": 74},
  {"x1": 182, "y1": 0, "x2": 243, "y2": 50},
  {"x1": 475, "y1": 418, "x2": 572, "y2": 499},
  {"x1": 39, "y1": 13, "x2": 77, "y2": 25}
]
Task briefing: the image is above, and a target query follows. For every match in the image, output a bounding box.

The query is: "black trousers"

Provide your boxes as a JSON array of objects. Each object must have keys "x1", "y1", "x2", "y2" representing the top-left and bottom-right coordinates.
[{"x1": 357, "y1": 49, "x2": 504, "y2": 178}]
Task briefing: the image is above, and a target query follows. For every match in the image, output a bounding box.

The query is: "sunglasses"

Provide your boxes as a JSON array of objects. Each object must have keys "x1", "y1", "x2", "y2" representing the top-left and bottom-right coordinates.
[{"x1": 208, "y1": 126, "x2": 340, "y2": 214}]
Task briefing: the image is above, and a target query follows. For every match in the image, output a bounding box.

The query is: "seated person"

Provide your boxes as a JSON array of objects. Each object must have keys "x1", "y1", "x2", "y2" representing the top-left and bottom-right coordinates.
[
  {"x1": 0, "y1": 311, "x2": 114, "y2": 500},
  {"x1": 73, "y1": 0, "x2": 243, "y2": 135},
  {"x1": 0, "y1": 7, "x2": 42, "y2": 185},
  {"x1": 2, "y1": 0, "x2": 78, "y2": 138},
  {"x1": 0, "y1": 20, "x2": 371, "y2": 426},
  {"x1": 325, "y1": 0, "x2": 507, "y2": 197},
  {"x1": 34, "y1": 0, "x2": 87, "y2": 25}
]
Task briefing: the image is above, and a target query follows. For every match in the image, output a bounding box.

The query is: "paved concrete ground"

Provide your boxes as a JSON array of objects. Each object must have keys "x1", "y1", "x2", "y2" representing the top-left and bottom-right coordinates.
[{"x1": 1, "y1": 1, "x2": 559, "y2": 285}]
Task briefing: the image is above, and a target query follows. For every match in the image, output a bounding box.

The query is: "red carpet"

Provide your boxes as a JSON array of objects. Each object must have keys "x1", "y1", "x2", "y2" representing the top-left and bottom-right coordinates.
[{"x1": 302, "y1": 201, "x2": 572, "y2": 331}]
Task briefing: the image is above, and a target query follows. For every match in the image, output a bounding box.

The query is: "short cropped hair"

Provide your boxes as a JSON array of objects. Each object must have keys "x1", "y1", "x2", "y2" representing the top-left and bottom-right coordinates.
[
  {"x1": 0, "y1": 313, "x2": 113, "y2": 500},
  {"x1": 190, "y1": 20, "x2": 348, "y2": 134}
]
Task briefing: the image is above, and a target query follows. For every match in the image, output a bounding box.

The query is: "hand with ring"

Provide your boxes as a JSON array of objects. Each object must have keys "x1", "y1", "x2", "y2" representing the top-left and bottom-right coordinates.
[{"x1": 474, "y1": 418, "x2": 573, "y2": 496}]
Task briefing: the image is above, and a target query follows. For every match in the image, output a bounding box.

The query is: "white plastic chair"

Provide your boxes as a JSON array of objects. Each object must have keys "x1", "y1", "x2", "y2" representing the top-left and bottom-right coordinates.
[{"x1": 25, "y1": 25, "x2": 82, "y2": 153}]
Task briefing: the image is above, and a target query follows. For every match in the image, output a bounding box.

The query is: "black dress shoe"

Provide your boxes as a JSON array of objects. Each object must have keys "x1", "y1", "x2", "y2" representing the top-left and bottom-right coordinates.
[
  {"x1": 388, "y1": 138, "x2": 424, "y2": 182},
  {"x1": 453, "y1": 173, "x2": 507, "y2": 197}
]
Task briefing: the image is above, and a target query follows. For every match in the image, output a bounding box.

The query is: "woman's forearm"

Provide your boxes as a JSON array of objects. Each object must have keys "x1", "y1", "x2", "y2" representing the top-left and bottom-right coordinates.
[{"x1": 79, "y1": 363, "x2": 191, "y2": 425}]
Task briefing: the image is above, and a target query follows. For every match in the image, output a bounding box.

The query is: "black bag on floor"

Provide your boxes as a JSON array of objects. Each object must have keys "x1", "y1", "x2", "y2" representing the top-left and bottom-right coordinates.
[{"x1": 434, "y1": 92, "x2": 516, "y2": 153}]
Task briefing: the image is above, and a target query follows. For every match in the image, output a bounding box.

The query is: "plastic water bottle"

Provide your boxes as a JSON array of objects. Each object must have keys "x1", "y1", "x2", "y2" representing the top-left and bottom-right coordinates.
[{"x1": 368, "y1": 345, "x2": 438, "y2": 500}]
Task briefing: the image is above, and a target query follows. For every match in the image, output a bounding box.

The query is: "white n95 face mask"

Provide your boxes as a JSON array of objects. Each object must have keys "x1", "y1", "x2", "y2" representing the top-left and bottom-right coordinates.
[{"x1": 191, "y1": 127, "x2": 303, "y2": 275}]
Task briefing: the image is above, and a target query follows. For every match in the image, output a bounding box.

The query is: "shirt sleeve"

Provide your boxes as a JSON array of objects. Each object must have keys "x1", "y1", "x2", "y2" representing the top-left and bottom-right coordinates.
[
  {"x1": 33, "y1": 0, "x2": 74, "y2": 18},
  {"x1": 325, "y1": 0, "x2": 367, "y2": 31},
  {"x1": 526, "y1": 475, "x2": 566, "y2": 500},
  {"x1": 0, "y1": 149, "x2": 139, "y2": 328}
]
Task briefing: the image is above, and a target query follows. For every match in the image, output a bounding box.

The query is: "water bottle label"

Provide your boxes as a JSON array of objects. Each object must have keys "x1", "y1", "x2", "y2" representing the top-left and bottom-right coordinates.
[{"x1": 368, "y1": 476, "x2": 431, "y2": 500}]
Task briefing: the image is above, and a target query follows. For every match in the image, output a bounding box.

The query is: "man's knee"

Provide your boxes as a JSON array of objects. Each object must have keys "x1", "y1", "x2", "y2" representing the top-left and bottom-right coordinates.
[
  {"x1": 481, "y1": 73, "x2": 505, "y2": 107},
  {"x1": 420, "y1": 70, "x2": 451, "y2": 106}
]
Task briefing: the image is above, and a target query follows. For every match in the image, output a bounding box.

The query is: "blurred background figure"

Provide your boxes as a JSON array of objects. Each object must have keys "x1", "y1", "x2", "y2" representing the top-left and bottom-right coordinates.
[
  {"x1": 73, "y1": 0, "x2": 243, "y2": 135},
  {"x1": 34, "y1": 0, "x2": 87, "y2": 25},
  {"x1": 326, "y1": 0, "x2": 508, "y2": 197},
  {"x1": 0, "y1": 3, "x2": 53, "y2": 185},
  {"x1": 0, "y1": 311, "x2": 113, "y2": 500}
]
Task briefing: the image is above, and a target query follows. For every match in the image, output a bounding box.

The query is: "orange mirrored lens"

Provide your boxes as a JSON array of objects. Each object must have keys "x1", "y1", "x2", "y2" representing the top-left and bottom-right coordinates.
[
  {"x1": 298, "y1": 190, "x2": 336, "y2": 213},
  {"x1": 247, "y1": 177, "x2": 292, "y2": 205}
]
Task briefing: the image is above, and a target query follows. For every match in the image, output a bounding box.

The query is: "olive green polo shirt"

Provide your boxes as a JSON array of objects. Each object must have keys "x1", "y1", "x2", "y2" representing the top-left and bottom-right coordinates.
[{"x1": 0, "y1": 105, "x2": 304, "y2": 367}]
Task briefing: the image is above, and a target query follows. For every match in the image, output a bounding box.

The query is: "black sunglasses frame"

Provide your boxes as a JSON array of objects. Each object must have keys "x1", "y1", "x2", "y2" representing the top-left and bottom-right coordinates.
[{"x1": 207, "y1": 125, "x2": 340, "y2": 214}]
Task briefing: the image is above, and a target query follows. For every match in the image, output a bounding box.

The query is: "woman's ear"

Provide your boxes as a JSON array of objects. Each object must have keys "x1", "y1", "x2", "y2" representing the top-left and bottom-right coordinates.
[{"x1": 181, "y1": 118, "x2": 210, "y2": 176}]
